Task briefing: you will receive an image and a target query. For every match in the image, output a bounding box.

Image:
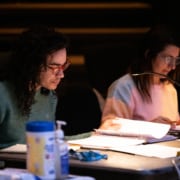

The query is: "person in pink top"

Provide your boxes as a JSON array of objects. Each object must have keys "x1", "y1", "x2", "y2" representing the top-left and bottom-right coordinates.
[{"x1": 100, "y1": 24, "x2": 180, "y2": 130}]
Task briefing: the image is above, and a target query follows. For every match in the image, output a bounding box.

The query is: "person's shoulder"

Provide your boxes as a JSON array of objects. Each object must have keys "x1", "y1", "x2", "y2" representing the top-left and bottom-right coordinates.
[
  {"x1": 111, "y1": 73, "x2": 134, "y2": 87},
  {"x1": 0, "y1": 81, "x2": 14, "y2": 104},
  {"x1": 107, "y1": 74, "x2": 132, "y2": 92},
  {"x1": 0, "y1": 81, "x2": 12, "y2": 92},
  {"x1": 165, "y1": 82, "x2": 177, "y2": 93},
  {"x1": 108, "y1": 74, "x2": 135, "y2": 97}
]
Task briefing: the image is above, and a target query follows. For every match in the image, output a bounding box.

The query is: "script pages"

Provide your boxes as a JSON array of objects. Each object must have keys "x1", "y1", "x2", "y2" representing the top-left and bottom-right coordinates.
[
  {"x1": 95, "y1": 117, "x2": 171, "y2": 139},
  {"x1": 68, "y1": 118, "x2": 171, "y2": 149},
  {"x1": 68, "y1": 118, "x2": 180, "y2": 158}
]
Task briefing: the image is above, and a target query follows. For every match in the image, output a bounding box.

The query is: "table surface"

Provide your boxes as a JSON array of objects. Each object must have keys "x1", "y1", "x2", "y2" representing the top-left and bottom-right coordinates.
[{"x1": 0, "y1": 140, "x2": 179, "y2": 180}]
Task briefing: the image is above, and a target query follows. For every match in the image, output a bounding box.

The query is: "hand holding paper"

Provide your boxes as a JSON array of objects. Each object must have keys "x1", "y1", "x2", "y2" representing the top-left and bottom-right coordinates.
[
  {"x1": 97, "y1": 117, "x2": 171, "y2": 139},
  {"x1": 151, "y1": 116, "x2": 177, "y2": 126},
  {"x1": 0, "y1": 144, "x2": 27, "y2": 153}
]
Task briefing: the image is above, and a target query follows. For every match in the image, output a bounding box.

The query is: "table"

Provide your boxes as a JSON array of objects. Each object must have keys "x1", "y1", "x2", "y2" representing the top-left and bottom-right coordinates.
[{"x1": 0, "y1": 140, "x2": 179, "y2": 180}]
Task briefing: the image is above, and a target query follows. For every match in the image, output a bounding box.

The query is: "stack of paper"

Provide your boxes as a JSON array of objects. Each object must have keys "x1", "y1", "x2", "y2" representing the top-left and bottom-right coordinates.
[
  {"x1": 68, "y1": 134, "x2": 146, "y2": 149},
  {"x1": 68, "y1": 118, "x2": 180, "y2": 158},
  {"x1": 0, "y1": 144, "x2": 27, "y2": 153},
  {"x1": 95, "y1": 118, "x2": 171, "y2": 139}
]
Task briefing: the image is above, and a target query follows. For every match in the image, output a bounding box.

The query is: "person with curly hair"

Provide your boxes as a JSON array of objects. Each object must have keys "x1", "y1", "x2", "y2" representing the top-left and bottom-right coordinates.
[{"x1": 0, "y1": 26, "x2": 70, "y2": 148}]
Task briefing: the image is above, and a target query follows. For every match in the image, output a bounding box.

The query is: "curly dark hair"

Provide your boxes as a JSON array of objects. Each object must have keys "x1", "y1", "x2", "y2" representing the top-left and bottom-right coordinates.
[{"x1": 2, "y1": 26, "x2": 69, "y2": 116}]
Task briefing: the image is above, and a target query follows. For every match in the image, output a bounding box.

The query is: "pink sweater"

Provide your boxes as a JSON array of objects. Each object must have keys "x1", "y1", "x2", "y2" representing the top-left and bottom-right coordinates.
[{"x1": 102, "y1": 74, "x2": 179, "y2": 122}]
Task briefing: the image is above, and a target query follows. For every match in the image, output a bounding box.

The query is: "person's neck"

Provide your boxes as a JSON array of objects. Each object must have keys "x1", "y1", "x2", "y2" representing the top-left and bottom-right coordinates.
[{"x1": 152, "y1": 76, "x2": 161, "y2": 85}]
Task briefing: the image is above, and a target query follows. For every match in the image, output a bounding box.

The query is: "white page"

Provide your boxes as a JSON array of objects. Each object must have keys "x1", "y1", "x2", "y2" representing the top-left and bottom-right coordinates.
[
  {"x1": 0, "y1": 144, "x2": 27, "y2": 153},
  {"x1": 110, "y1": 144, "x2": 180, "y2": 158},
  {"x1": 96, "y1": 118, "x2": 170, "y2": 139},
  {"x1": 68, "y1": 134, "x2": 145, "y2": 149}
]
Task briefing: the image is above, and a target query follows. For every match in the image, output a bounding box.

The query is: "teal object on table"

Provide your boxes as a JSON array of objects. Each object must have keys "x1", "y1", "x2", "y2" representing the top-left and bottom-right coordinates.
[{"x1": 69, "y1": 149, "x2": 108, "y2": 161}]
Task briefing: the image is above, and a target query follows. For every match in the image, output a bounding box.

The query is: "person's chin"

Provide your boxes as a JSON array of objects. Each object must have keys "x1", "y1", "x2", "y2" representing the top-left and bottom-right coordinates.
[
  {"x1": 50, "y1": 86, "x2": 57, "y2": 90},
  {"x1": 50, "y1": 81, "x2": 60, "y2": 89},
  {"x1": 45, "y1": 85, "x2": 58, "y2": 90}
]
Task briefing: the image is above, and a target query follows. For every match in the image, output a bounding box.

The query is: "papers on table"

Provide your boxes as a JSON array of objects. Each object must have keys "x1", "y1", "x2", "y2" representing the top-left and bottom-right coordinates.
[
  {"x1": 0, "y1": 168, "x2": 96, "y2": 180},
  {"x1": 0, "y1": 119, "x2": 178, "y2": 158},
  {"x1": 68, "y1": 118, "x2": 179, "y2": 158},
  {"x1": 0, "y1": 144, "x2": 27, "y2": 153},
  {"x1": 95, "y1": 118, "x2": 171, "y2": 139},
  {"x1": 68, "y1": 134, "x2": 146, "y2": 149},
  {"x1": 68, "y1": 135, "x2": 180, "y2": 158},
  {"x1": 111, "y1": 144, "x2": 180, "y2": 158}
]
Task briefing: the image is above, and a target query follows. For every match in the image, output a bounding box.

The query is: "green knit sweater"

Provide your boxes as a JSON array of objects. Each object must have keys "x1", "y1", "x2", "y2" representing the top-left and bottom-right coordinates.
[{"x1": 0, "y1": 81, "x2": 57, "y2": 149}]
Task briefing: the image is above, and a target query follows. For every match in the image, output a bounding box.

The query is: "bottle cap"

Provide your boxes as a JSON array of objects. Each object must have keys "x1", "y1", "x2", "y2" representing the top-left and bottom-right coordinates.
[{"x1": 26, "y1": 121, "x2": 54, "y2": 132}]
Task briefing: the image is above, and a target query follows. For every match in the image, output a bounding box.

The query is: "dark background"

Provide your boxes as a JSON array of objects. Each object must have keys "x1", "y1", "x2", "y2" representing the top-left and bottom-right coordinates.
[{"x1": 0, "y1": 0, "x2": 179, "y2": 135}]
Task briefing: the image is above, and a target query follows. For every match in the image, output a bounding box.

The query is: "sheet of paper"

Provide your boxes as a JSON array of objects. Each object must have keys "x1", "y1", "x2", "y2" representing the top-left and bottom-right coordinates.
[
  {"x1": 95, "y1": 118, "x2": 170, "y2": 139},
  {"x1": 110, "y1": 144, "x2": 180, "y2": 158},
  {"x1": 68, "y1": 134, "x2": 145, "y2": 149},
  {"x1": 0, "y1": 144, "x2": 26, "y2": 153}
]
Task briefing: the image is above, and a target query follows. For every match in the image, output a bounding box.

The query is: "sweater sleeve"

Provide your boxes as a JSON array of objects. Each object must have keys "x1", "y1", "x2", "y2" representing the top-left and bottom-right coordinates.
[{"x1": 101, "y1": 74, "x2": 135, "y2": 122}]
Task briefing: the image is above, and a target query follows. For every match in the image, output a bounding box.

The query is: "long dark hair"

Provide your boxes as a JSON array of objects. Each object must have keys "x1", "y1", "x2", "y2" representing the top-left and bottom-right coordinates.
[
  {"x1": 129, "y1": 24, "x2": 180, "y2": 102},
  {"x1": 2, "y1": 26, "x2": 69, "y2": 116}
]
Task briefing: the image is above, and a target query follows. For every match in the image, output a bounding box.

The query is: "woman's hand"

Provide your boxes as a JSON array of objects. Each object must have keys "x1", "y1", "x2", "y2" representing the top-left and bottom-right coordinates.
[
  {"x1": 175, "y1": 120, "x2": 180, "y2": 125},
  {"x1": 99, "y1": 119, "x2": 121, "y2": 130}
]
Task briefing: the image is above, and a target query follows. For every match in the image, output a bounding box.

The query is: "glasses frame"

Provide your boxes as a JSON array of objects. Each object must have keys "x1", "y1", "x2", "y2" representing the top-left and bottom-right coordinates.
[
  {"x1": 46, "y1": 59, "x2": 71, "y2": 75},
  {"x1": 159, "y1": 54, "x2": 180, "y2": 67}
]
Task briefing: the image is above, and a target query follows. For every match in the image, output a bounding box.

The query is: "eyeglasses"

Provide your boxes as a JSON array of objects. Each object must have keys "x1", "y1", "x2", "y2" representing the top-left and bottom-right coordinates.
[
  {"x1": 159, "y1": 54, "x2": 180, "y2": 66},
  {"x1": 46, "y1": 59, "x2": 70, "y2": 75}
]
